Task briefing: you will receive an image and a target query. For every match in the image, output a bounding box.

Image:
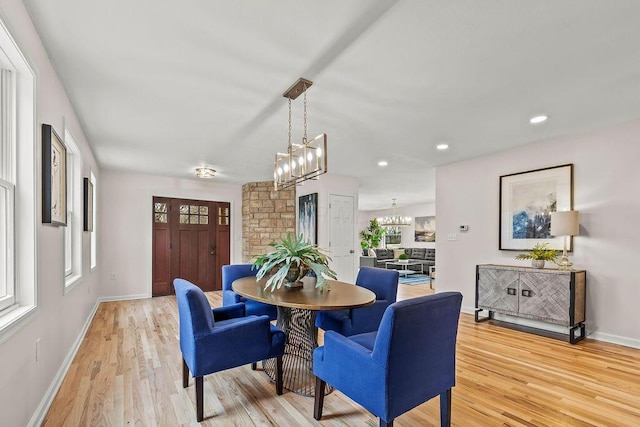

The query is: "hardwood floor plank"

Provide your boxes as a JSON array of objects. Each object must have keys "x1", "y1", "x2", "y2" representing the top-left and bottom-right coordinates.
[{"x1": 42, "y1": 284, "x2": 640, "y2": 426}]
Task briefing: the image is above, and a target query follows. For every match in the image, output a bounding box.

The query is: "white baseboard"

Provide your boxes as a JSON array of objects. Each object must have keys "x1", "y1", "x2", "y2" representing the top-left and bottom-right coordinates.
[
  {"x1": 587, "y1": 331, "x2": 640, "y2": 349},
  {"x1": 461, "y1": 305, "x2": 640, "y2": 349},
  {"x1": 28, "y1": 293, "x2": 151, "y2": 426},
  {"x1": 100, "y1": 293, "x2": 150, "y2": 302},
  {"x1": 28, "y1": 299, "x2": 101, "y2": 427}
]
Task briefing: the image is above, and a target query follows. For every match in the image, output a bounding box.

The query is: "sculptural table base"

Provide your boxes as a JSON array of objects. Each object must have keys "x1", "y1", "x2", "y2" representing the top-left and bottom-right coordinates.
[{"x1": 263, "y1": 307, "x2": 333, "y2": 396}]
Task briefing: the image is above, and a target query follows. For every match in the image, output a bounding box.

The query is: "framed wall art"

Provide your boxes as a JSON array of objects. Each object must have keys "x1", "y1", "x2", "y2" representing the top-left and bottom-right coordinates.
[
  {"x1": 499, "y1": 163, "x2": 573, "y2": 251},
  {"x1": 42, "y1": 124, "x2": 67, "y2": 226},
  {"x1": 415, "y1": 216, "x2": 436, "y2": 242},
  {"x1": 298, "y1": 193, "x2": 317, "y2": 244},
  {"x1": 83, "y1": 178, "x2": 94, "y2": 231}
]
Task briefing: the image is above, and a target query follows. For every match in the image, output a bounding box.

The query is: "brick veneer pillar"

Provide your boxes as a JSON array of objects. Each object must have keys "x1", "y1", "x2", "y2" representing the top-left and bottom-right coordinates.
[{"x1": 242, "y1": 182, "x2": 295, "y2": 262}]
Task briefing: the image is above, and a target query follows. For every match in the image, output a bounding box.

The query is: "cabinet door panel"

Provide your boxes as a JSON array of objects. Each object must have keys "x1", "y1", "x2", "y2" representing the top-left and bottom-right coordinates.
[
  {"x1": 478, "y1": 268, "x2": 519, "y2": 314},
  {"x1": 519, "y1": 272, "x2": 570, "y2": 325}
]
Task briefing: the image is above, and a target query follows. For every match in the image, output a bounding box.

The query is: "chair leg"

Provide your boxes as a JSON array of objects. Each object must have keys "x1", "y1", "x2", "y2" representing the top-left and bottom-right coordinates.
[
  {"x1": 275, "y1": 356, "x2": 283, "y2": 395},
  {"x1": 195, "y1": 376, "x2": 204, "y2": 422},
  {"x1": 251, "y1": 362, "x2": 257, "y2": 370},
  {"x1": 380, "y1": 419, "x2": 394, "y2": 427},
  {"x1": 440, "y1": 388, "x2": 452, "y2": 427},
  {"x1": 313, "y1": 377, "x2": 326, "y2": 420},
  {"x1": 182, "y1": 358, "x2": 189, "y2": 388}
]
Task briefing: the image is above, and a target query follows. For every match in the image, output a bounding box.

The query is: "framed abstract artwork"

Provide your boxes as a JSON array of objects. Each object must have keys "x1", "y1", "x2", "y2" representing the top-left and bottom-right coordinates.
[
  {"x1": 499, "y1": 164, "x2": 573, "y2": 251},
  {"x1": 83, "y1": 178, "x2": 94, "y2": 232},
  {"x1": 298, "y1": 193, "x2": 318, "y2": 244},
  {"x1": 414, "y1": 216, "x2": 436, "y2": 242},
  {"x1": 42, "y1": 124, "x2": 67, "y2": 226}
]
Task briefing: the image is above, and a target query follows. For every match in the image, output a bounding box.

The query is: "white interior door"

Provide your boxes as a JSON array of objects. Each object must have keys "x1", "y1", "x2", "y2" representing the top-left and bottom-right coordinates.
[{"x1": 328, "y1": 194, "x2": 355, "y2": 283}]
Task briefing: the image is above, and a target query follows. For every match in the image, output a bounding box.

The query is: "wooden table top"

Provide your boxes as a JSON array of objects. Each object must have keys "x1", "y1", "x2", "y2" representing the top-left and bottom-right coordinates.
[{"x1": 232, "y1": 276, "x2": 375, "y2": 311}]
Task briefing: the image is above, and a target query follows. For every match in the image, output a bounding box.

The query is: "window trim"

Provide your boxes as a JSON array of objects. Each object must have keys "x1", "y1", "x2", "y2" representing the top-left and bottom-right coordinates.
[
  {"x1": 0, "y1": 16, "x2": 38, "y2": 344},
  {"x1": 63, "y1": 126, "x2": 82, "y2": 293}
]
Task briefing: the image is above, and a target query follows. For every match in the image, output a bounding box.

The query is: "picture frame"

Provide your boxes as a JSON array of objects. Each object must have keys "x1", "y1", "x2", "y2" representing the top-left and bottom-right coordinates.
[
  {"x1": 42, "y1": 124, "x2": 67, "y2": 226},
  {"x1": 499, "y1": 164, "x2": 573, "y2": 251},
  {"x1": 415, "y1": 216, "x2": 436, "y2": 242},
  {"x1": 298, "y1": 193, "x2": 318, "y2": 244},
  {"x1": 83, "y1": 178, "x2": 94, "y2": 232}
]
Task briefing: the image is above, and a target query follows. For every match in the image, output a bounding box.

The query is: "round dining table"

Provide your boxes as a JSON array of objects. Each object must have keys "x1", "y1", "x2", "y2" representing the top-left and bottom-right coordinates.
[{"x1": 232, "y1": 276, "x2": 375, "y2": 396}]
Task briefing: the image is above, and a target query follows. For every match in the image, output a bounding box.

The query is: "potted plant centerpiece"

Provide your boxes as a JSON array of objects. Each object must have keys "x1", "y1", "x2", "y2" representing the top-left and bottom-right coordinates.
[
  {"x1": 515, "y1": 243, "x2": 559, "y2": 269},
  {"x1": 253, "y1": 232, "x2": 337, "y2": 291},
  {"x1": 360, "y1": 218, "x2": 386, "y2": 256},
  {"x1": 397, "y1": 253, "x2": 409, "y2": 263}
]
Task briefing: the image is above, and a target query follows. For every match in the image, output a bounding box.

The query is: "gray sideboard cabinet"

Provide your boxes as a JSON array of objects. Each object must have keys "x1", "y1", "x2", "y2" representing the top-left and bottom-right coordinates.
[{"x1": 475, "y1": 264, "x2": 586, "y2": 344}]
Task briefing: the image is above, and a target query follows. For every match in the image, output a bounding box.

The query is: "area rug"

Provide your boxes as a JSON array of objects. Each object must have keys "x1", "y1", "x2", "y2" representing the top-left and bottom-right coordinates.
[{"x1": 398, "y1": 274, "x2": 431, "y2": 286}]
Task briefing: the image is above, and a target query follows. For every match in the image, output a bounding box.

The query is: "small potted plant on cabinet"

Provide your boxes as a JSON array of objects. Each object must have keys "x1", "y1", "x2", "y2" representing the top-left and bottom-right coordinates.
[{"x1": 515, "y1": 243, "x2": 559, "y2": 269}]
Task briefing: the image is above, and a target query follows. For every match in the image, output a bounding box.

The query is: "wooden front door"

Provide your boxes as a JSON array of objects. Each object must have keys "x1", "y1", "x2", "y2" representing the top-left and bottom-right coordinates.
[{"x1": 152, "y1": 197, "x2": 230, "y2": 296}]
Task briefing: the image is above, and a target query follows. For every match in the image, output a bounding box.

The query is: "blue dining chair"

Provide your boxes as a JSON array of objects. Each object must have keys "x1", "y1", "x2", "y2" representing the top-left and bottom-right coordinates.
[
  {"x1": 313, "y1": 292, "x2": 463, "y2": 427},
  {"x1": 174, "y1": 278, "x2": 285, "y2": 422},
  {"x1": 315, "y1": 267, "x2": 399, "y2": 336},
  {"x1": 222, "y1": 264, "x2": 277, "y2": 320}
]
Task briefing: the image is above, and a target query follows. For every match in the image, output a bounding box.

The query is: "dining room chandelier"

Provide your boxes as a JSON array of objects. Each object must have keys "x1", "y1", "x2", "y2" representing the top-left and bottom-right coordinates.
[
  {"x1": 274, "y1": 78, "x2": 327, "y2": 191},
  {"x1": 378, "y1": 199, "x2": 412, "y2": 227}
]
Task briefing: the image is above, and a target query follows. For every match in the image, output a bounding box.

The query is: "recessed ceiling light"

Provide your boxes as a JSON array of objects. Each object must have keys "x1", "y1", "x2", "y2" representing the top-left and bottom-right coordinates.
[
  {"x1": 378, "y1": 161, "x2": 388, "y2": 166},
  {"x1": 436, "y1": 144, "x2": 449, "y2": 150},
  {"x1": 529, "y1": 115, "x2": 548, "y2": 124}
]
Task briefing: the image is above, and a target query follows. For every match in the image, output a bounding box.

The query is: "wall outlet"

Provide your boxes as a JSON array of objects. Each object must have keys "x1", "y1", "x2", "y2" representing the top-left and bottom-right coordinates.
[
  {"x1": 447, "y1": 233, "x2": 457, "y2": 241},
  {"x1": 36, "y1": 338, "x2": 41, "y2": 362},
  {"x1": 110, "y1": 273, "x2": 117, "y2": 280}
]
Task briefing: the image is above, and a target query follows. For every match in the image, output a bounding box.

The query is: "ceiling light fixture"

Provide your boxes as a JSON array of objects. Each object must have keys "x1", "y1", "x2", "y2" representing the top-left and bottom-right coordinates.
[
  {"x1": 378, "y1": 161, "x2": 388, "y2": 166},
  {"x1": 436, "y1": 143, "x2": 449, "y2": 150},
  {"x1": 529, "y1": 115, "x2": 548, "y2": 124},
  {"x1": 378, "y1": 198, "x2": 412, "y2": 228},
  {"x1": 195, "y1": 166, "x2": 216, "y2": 178},
  {"x1": 274, "y1": 78, "x2": 327, "y2": 191}
]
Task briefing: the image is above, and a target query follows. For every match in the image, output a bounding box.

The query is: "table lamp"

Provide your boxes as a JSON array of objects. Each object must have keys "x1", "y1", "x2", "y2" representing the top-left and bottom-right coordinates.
[{"x1": 550, "y1": 210, "x2": 579, "y2": 270}]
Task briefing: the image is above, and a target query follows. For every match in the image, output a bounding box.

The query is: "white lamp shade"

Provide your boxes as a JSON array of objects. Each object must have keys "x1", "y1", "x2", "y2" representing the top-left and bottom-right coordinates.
[{"x1": 550, "y1": 211, "x2": 579, "y2": 236}]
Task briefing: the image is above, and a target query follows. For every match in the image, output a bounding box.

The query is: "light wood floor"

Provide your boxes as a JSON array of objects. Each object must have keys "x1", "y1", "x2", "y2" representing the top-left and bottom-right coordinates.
[{"x1": 43, "y1": 283, "x2": 640, "y2": 426}]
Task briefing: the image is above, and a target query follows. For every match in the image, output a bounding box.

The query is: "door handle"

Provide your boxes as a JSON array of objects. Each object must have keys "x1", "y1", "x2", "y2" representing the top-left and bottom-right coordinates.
[
  {"x1": 349, "y1": 249, "x2": 354, "y2": 254},
  {"x1": 210, "y1": 243, "x2": 216, "y2": 256},
  {"x1": 506, "y1": 287, "x2": 516, "y2": 295}
]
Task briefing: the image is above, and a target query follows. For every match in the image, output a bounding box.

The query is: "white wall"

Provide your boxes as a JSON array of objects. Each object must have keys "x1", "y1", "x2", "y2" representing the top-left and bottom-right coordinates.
[
  {"x1": 436, "y1": 119, "x2": 640, "y2": 347},
  {"x1": 0, "y1": 1, "x2": 100, "y2": 425},
  {"x1": 358, "y1": 202, "x2": 436, "y2": 249},
  {"x1": 99, "y1": 170, "x2": 243, "y2": 298}
]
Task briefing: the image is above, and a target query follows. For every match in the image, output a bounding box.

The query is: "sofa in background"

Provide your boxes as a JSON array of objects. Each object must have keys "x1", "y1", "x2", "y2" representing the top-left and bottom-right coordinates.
[{"x1": 360, "y1": 248, "x2": 435, "y2": 272}]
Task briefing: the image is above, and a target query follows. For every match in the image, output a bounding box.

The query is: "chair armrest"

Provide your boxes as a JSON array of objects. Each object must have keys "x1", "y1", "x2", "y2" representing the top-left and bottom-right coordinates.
[
  {"x1": 322, "y1": 330, "x2": 376, "y2": 368},
  {"x1": 197, "y1": 315, "x2": 272, "y2": 349},
  {"x1": 315, "y1": 331, "x2": 384, "y2": 396},
  {"x1": 212, "y1": 303, "x2": 246, "y2": 321}
]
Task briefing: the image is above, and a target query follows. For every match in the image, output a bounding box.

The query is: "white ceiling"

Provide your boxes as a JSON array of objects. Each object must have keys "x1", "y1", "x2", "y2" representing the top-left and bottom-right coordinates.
[{"x1": 24, "y1": 0, "x2": 640, "y2": 210}]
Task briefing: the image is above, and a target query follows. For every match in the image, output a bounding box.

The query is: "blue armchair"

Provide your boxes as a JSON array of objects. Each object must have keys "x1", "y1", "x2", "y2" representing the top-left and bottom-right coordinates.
[
  {"x1": 313, "y1": 292, "x2": 463, "y2": 427},
  {"x1": 222, "y1": 264, "x2": 277, "y2": 320},
  {"x1": 174, "y1": 279, "x2": 286, "y2": 422},
  {"x1": 315, "y1": 267, "x2": 399, "y2": 336}
]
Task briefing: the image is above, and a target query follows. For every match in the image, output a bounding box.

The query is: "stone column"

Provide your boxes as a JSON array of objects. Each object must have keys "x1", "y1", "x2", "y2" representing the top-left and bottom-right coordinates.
[{"x1": 242, "y1": 182, "x2": 295, "y2": 262}]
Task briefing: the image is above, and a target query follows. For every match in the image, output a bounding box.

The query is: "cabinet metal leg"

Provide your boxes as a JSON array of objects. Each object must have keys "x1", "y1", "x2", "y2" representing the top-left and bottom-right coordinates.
[
  {"x1": 475, "y1": 308, "x2": 492, "y2": 322},
  {"x1": 570, "y1": 323, "x2": 586, "y2": 344}
]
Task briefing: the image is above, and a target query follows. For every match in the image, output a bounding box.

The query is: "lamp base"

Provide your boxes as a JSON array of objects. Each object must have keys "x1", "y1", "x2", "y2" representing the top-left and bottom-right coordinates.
[{"x1": 557, "y1": 255, "x2": 573, "y2": 270}]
